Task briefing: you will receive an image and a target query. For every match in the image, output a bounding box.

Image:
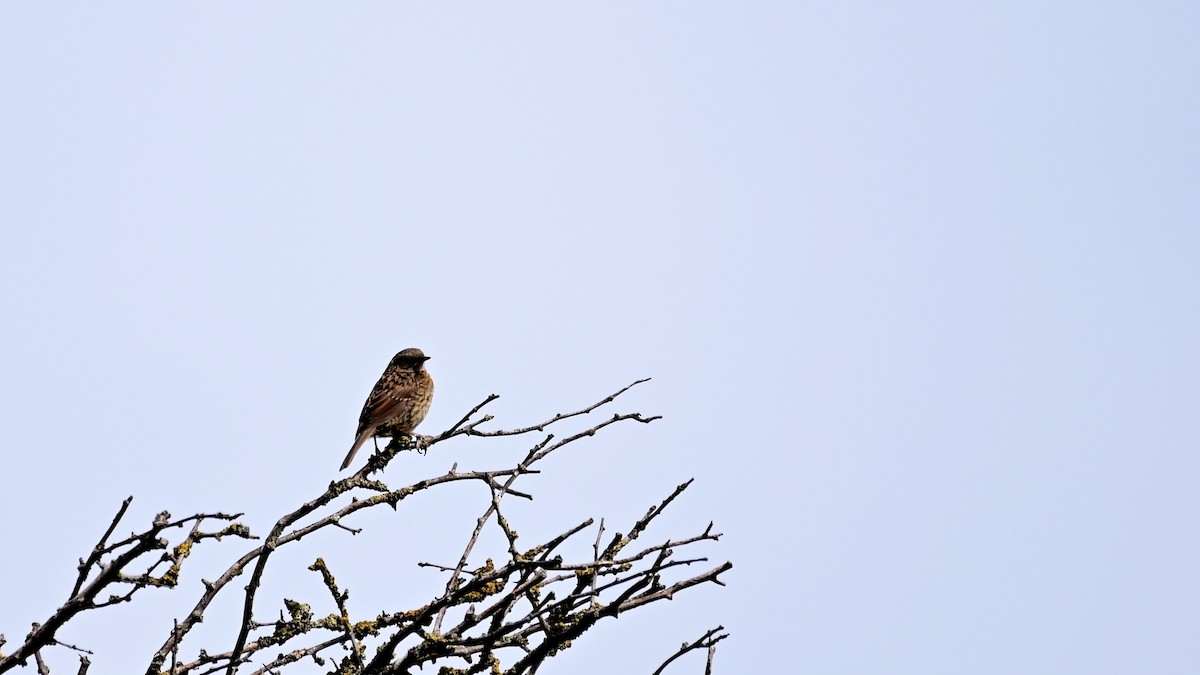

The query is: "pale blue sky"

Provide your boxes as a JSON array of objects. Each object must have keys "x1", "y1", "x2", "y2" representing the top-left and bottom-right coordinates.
[{"x1": 2, "y1": 3, "x2": 1198, "y2": 674}]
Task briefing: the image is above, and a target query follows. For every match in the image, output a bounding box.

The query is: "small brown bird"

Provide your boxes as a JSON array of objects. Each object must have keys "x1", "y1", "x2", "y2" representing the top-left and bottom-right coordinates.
[{"x1": 340, "y1": 348, "x2": 435, "y2": 470}]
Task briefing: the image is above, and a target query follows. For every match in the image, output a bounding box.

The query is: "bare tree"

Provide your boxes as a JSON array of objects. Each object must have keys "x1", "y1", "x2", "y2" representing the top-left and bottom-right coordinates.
[{"x1": 0, "y1": 380, "x2": 731, "y2": 674}]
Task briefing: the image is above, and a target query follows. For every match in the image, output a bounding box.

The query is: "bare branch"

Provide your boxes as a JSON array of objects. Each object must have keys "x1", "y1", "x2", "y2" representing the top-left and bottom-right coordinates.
[
  {"x1": 0, "y1": 505, "x2": 249, "y2": 675},
  {"x1": 71, "y1": 497, "x2": 132, "y2": 597},
  {"x1": 652, "y1": 626, "x2": 729, "y2": 675},
  {"x1": 7, "y1": 378, "x2": 729, "y2": 675},
  {"x1": 441, "y1": 378, "x2": 654, "y2": 440}
]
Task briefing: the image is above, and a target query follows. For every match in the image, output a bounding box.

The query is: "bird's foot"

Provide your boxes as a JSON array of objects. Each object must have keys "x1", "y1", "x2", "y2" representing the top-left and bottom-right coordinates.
[
  {"x1": 411, "y1": 434, "x2": 433, "y2": 455},
  {"x1": 383, "y1": 434, "x2": 432, "y2": 454}
]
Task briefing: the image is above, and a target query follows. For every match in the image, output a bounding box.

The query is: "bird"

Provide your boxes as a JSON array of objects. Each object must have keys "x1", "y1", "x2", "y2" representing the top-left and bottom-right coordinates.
[{"x1": 340, "y1": 347, "x2": 435, "y2": 470}]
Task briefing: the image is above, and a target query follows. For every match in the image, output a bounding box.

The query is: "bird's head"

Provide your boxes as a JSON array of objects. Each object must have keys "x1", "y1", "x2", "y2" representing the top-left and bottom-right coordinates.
[{"x1": 392, "y1": 347, "x2": 431, "y2": 371}]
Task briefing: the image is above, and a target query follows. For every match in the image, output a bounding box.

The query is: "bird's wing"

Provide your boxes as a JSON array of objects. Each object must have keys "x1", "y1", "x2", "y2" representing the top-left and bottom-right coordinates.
[{"x1": 357, "y1": 382, "x2": 420, "y2": 435}]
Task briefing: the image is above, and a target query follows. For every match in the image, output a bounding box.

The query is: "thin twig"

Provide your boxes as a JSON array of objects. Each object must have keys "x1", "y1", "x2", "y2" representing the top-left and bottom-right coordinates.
[{"x1": 651, "y1": 626, "x2": 729, "y2": 675}]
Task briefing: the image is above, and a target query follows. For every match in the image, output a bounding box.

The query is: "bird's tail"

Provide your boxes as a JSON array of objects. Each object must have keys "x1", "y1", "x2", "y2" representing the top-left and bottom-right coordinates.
[{"x1": 340, "y1": 427, "x2": 375, "y2": 470}]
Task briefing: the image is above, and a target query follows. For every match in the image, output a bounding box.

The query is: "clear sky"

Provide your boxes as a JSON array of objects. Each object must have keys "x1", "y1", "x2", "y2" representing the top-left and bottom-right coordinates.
[{"x1": 2, "y1": 3, "x2": 1198, "y2": 674}]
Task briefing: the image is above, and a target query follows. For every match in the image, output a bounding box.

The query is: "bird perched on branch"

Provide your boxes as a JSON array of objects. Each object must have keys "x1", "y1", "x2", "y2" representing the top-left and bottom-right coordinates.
[{"x1": 340, "y1": 347, "x2": 435, "y2": 470}]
